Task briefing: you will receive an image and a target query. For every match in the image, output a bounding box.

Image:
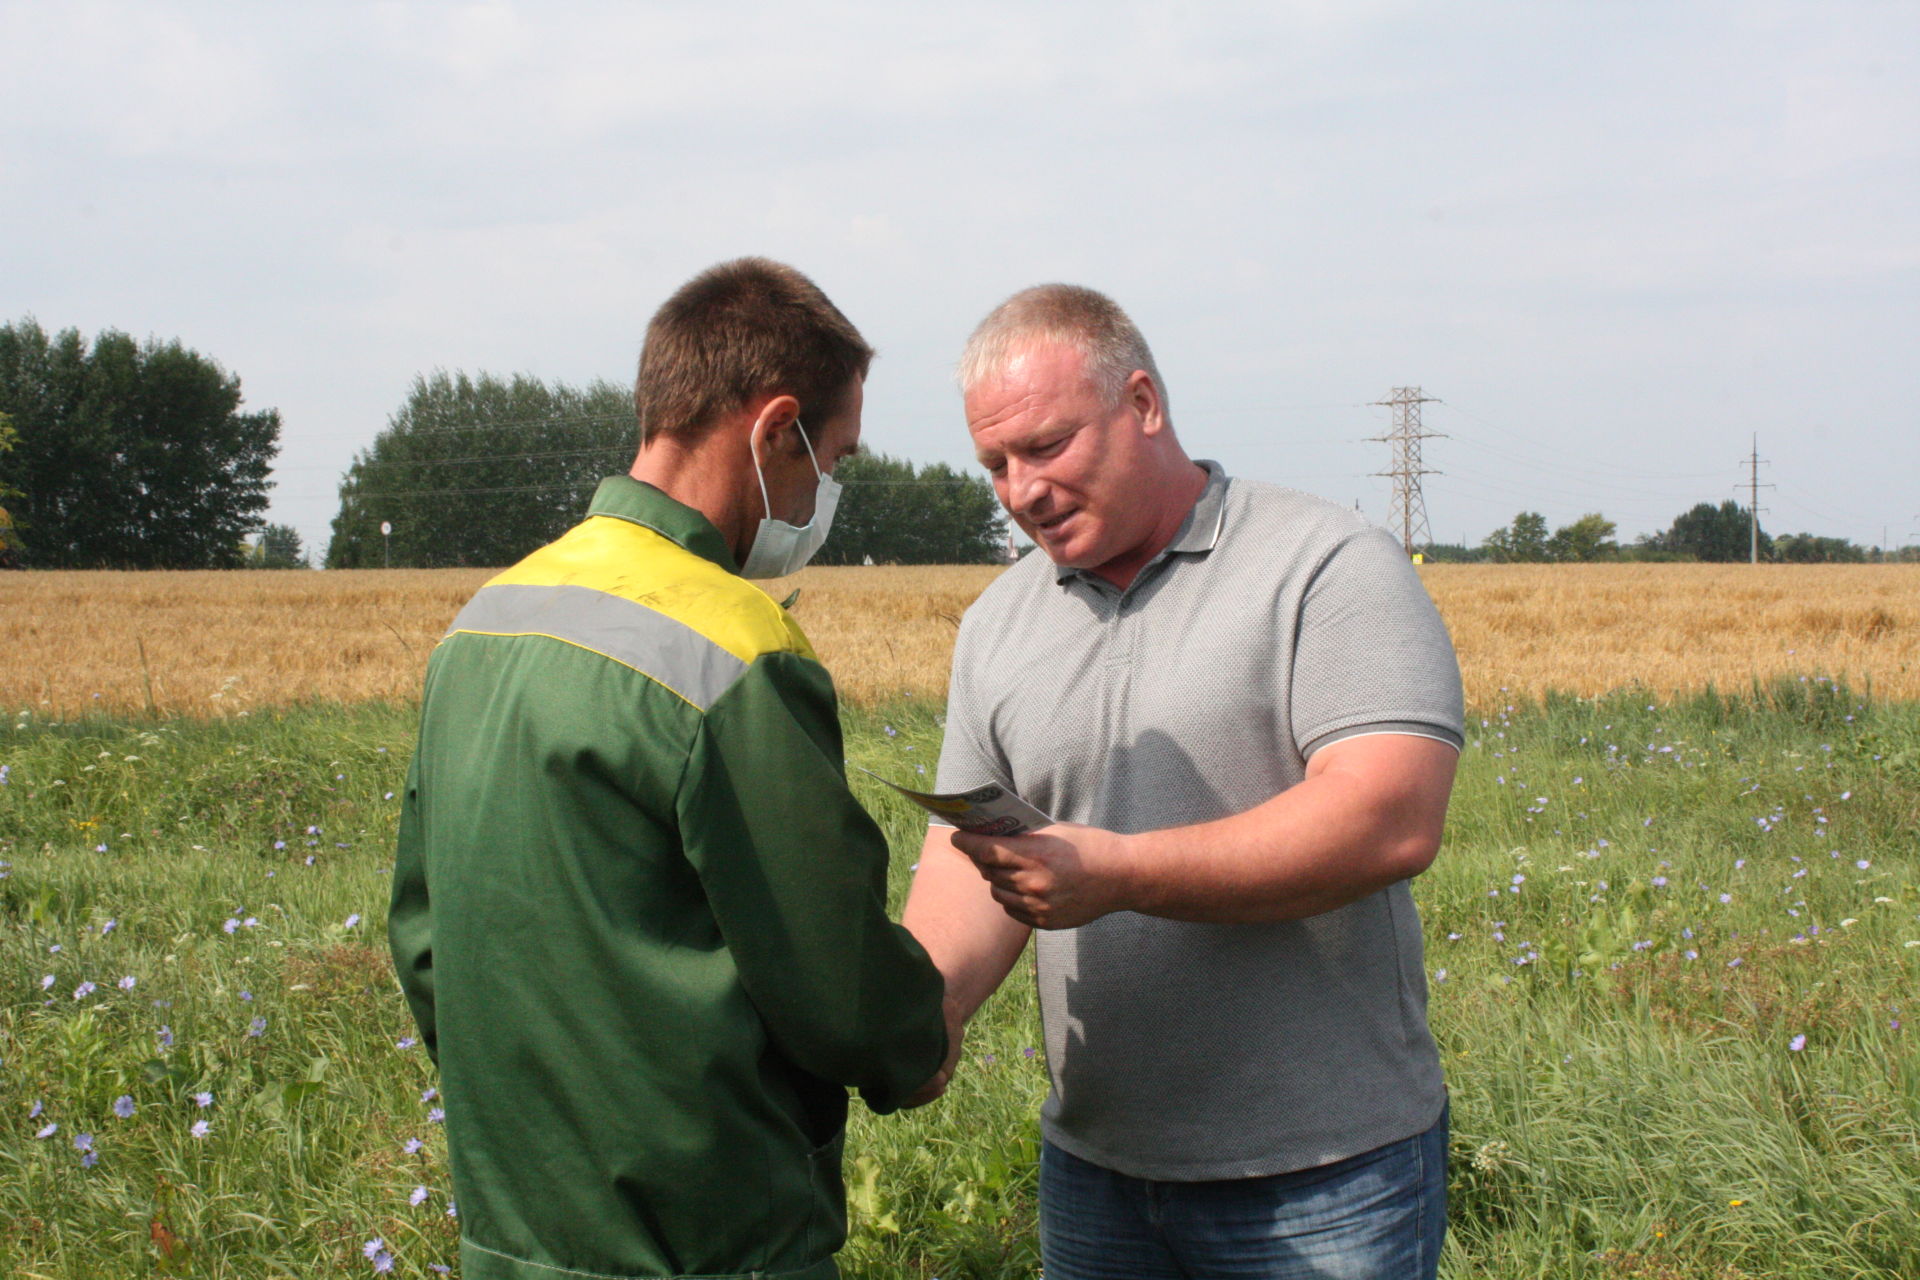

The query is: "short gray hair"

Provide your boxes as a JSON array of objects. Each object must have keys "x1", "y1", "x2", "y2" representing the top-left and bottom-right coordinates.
[{"x1": 957, "y1": 284, "x2": 1169, "y2": 415}]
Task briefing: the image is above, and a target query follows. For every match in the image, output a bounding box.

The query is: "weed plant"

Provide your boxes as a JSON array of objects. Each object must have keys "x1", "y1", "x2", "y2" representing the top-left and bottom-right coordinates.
[{"x1": 2, "y1": 680, "x2": 1916, "y2": 1277}]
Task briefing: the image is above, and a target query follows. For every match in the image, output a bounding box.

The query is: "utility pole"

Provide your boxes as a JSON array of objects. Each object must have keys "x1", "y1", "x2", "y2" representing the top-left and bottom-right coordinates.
[
  {"x1": 1368, "y1": 387, "x2": 1443, "y2": 555},
  {"x1": 1744, "y1": 435, "x2": 1773, "y2": 564}
]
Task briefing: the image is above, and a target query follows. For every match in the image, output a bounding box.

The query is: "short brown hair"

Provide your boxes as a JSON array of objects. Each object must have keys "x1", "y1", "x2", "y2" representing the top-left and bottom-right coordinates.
[
  {"x1": 958, "y1": 283, "x2": 1168, "y2": 417},
  {"x1": 634, "y1": 258, "x2": 874, "y2": 444}
]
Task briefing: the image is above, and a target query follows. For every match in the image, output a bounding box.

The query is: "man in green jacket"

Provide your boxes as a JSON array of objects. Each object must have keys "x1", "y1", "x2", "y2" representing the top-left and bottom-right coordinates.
[{"x1": 389, "y1": 258, "x2": 950, "y2": 1280}]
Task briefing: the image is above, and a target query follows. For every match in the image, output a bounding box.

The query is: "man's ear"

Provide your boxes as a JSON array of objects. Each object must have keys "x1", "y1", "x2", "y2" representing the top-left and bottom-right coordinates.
[
  {"x1": 1127, "y1": 371, "x2": 1167, "y2": 436},
  {"x1": 749, "y1": 395, "x2": 806, "y2": 460}
]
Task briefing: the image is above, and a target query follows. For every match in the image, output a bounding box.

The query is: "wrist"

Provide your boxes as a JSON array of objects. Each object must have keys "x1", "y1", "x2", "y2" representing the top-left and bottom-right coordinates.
[{"x1": 1107, "y1": 829, "x2": 1154, "y2": 916}]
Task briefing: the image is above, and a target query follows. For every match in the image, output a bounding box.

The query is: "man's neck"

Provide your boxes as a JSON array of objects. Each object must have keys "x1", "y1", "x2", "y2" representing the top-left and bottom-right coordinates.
[
  {"x1": 1089, "y1": 460, "x2": 1211, "y2": 591},
  {"x1": 629, "y1": 441, "x2": 753, "y2": 564}
]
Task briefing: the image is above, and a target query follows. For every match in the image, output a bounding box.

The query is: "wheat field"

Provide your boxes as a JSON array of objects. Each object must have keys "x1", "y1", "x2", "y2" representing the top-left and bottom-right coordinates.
[{"x1": 2, "y1": 563, "x2": 1916, "y2": 716}]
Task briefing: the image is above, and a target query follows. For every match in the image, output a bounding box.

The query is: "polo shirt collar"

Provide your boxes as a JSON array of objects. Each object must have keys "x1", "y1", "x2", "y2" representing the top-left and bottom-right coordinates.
[
  {"x1": 587, "y1": 474, "x2": 740, "y2": 574},
  {"x1": 1053, "y1": 459, "x2": 1230, "y2": 585}
]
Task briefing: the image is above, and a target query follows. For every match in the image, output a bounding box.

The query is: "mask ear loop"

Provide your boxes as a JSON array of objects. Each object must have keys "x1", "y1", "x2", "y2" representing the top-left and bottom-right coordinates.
[{"x1": 752, "y1": 417, "x2": 819, "y2": 523}]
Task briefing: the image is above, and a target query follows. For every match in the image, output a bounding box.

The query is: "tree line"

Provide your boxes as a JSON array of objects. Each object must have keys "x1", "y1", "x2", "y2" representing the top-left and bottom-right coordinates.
[
  {"x1": 326, "y1": 371, "x2": 1007, "y2": 569},
  {"x1": 1426, "y1": 502, "x2": 1915, "y2": 564},
  {"x1": 0, "y1": 320, "x2": 279, "y2": 568}
]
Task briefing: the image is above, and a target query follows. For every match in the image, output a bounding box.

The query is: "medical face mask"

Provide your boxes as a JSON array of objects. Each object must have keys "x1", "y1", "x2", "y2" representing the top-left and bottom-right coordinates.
[{"x1": 739, "y1": 419, "x2": 841, "y2": 579}]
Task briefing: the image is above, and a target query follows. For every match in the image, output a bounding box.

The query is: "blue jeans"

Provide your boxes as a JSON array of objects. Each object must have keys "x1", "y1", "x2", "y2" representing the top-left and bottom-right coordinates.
[{"x1": 1038, "y1": 1105, "x2": 1448, "y2": 1280}]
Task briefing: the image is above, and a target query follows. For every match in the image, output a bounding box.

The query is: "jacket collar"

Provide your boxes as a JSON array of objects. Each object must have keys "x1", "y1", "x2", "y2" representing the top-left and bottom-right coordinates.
[{"x1": 588, "y1": 475, "x2": 740, "y2": 574}]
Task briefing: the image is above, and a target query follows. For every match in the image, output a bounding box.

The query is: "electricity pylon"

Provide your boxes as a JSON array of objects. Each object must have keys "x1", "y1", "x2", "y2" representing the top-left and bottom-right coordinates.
[{"x1": 1369, "y1": 387, "x2": 1443, "y2": 554}]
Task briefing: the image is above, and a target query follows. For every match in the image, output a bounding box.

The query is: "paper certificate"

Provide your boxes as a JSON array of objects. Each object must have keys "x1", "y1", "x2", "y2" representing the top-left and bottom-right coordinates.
[{"x1": 856, "y1": 769, "x2": 1054, "y2": 837}]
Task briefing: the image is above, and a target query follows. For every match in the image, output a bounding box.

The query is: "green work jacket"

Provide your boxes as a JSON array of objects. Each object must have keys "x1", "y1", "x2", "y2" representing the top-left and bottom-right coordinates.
[{"x1": 388, "y1": 476, "x2": 947, "y2": 1280}]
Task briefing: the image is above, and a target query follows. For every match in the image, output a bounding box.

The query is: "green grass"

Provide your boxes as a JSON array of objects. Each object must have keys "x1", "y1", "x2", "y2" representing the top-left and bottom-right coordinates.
[{"x1": 3, "y1": 680, "x2": 1918, "y2": 1279}]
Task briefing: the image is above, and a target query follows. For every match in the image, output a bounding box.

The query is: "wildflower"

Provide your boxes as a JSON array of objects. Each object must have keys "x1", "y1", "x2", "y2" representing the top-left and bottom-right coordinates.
[
  {"x1": 95, "y1": 843, "x2": 107, "y2": 853},
  {"x1": 157, "y1": 1026, "x2": 173, "y2": 1049},
  {"x1": 0, "y1": 765, "x2": 9, "y2": 784},
  {"x1": 1857, "y1": 859, "x2": 1871, "y2": 870},
  {"x1": 404, "y1": 1138, "x2": 424, "y2": 1154},
  {"x1": 74, "y1": 981, "x2": 97, "y2": 1000},
  {"x1": 1719, "y1": 894, "x2": 1732, "y2": 905},
  {"x1": 1651, "y1": 876, "x2": 1668, "y2": 888},
  {"x1": 385, "y1": 791, "x2": 395, "y2": 800},
  {"x1": 1788, "y1": 1034, "x2": 1806, "y2": 1052},
  {"x1": 447, "y1": 1200, "x2": 458, "y2": 1218},
  {"x1": 307, "y1": 825, "x2": 320, "y2": 836},
  {"x1": 1727, "y1": 958, "x2": 1743, "y2": 968},
  {"x1": 190, "y1": 1119, "x2": 211, "y2": 1138},
  {"x1": 248, "y1": 1017, "x2": 267, "y2": 1038},
  {"x1": 40, "y1": 974, "x2": 54, "y2": 990},
  {"x1": 427, "y1": 1107, "x2": 445, "y2": 1123},
  {"x1": 242, "y1": 917, "x2": 259, "y2": 929},
  {"x1": 1433, "y1": 969, "x2": 1448, "y2": 982},
  {"x1": 30, "y1": 1100, "x2": 44, "y2": 1118},
  {"x1": 410, "y1": 1186, "x2": 429, "y2": 1206},
  {"x1": 397, "y1": 1037, "x2": 418, "y2": 1050},
  {"x1": 421, "y1": 1087, "x2": 437, "y2": 1103},
  {"x1": 73, "y1": 1132, "x2": 92, "y2": 1153},
  {"x1": 100, "y1": 919, "x2": 116, "y2": 936},
  {"x1": 273, "y1": 840, "x2": 286, "y2": 851},
  {"x1": 192, "y1": 1091, "x2": 213, "y2": 1108},
  {"x1": 223, "y1": 918, "x2": 240, "y2": 934},
  {"x1": 113, "y1": 1096, "x2": 135, "y2": 1119},
  {"x1": 345, "y1": 913, "x2": 361, "y2": 929},
  {"x1": 117, "y1": 976, "x2": 136, "y2": 991},
  {"x1": 36, "y1": 1122, "x2": 57, "y2": 1139},
  {"x1": 240, "y1": 990, "x2": 252, "y2": 1002}
]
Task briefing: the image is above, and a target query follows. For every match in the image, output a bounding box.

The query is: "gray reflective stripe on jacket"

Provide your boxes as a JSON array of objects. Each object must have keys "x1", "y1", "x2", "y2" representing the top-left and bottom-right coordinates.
[{"x1": 447, "y1": 583, "x2": 748, "y2": 712}]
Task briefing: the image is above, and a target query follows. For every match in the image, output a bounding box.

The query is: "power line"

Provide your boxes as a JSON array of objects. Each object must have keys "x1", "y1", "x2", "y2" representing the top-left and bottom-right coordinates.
[{"x1": 327, "y1": 477, "x2": 990, "y2": 502}]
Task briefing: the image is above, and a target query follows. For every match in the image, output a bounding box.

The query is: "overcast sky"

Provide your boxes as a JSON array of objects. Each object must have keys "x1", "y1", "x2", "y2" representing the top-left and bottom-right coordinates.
[{"x1": 4, "y1": 1, "x2": 1916, "y2": 559}]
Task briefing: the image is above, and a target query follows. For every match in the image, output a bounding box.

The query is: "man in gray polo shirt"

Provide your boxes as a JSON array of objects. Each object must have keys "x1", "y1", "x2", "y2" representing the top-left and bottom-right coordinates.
[{"x1": 901, "y1": 284, "x2": 1463, "y2": 1279}]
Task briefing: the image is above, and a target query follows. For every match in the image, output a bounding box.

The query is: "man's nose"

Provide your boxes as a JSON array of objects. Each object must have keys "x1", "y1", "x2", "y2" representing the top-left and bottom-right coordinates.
[{"x1": 1004, "y1": 457, "x2": 1047, "y2": 516}]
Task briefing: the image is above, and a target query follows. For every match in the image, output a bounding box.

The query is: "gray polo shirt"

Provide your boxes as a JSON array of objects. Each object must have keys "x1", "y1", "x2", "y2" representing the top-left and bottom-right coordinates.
[{"x1": 935, "y1": 460, "x2": 1464, "y2": 1180}]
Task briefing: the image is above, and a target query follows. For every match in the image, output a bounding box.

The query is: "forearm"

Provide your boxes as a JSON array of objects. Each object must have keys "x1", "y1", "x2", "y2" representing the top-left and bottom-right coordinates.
[
  {"x1": 903, "y1": 826, "x2": 1030, "y2": 1021},
  {"x1": 1120, "y1": 738, "x2": 1458, "y2": 924}
]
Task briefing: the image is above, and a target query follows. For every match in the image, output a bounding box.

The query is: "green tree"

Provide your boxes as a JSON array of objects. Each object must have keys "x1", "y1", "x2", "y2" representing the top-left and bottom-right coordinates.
[
  {"x1": 247, "y1": 522, "x2": 308, "y2": 569},
  {"x1": 1547, "y1": 512, "x2": 1618, "y2": 562},
  {"x1": 1417, "y1": 542, "x2": 1490, "y2": 564},
  {"x1": 812, "y1": 452, "x2": 1006, "y2": 565},
  {"x1": 0, "y1": 411, "x2": 23, "y2": 568},
  {"x1": 1662, "y1": 501, "x2": 1769, "y2": 562},
  {"x1": 327, "y1": 372, "x2": 633, "y2": 568},
  {"x1": 1482, "y1": 511, "x2": 1550, "y2": 562},
  {"x1": 0, "y1": 320, "x2": 280, "y2": 568},
  {"x1": 1772, "y1": 532, "x2": 1865, "y2": 564}
]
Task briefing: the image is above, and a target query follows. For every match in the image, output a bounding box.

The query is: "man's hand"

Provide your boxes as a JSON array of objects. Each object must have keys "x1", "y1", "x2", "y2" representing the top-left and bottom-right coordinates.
[{"x1": 950, "y1": 822, "x2": 1134, "y2": 930}]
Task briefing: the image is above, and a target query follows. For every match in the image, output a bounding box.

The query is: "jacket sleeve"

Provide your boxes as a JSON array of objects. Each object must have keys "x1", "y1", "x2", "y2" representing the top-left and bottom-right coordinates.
[
  {"x1": 677, "y1": 650, "x2": 948, "y2": 1114},
  {"x1": 387, "y1": 752, "x2": 439, "y2": 1066}
]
